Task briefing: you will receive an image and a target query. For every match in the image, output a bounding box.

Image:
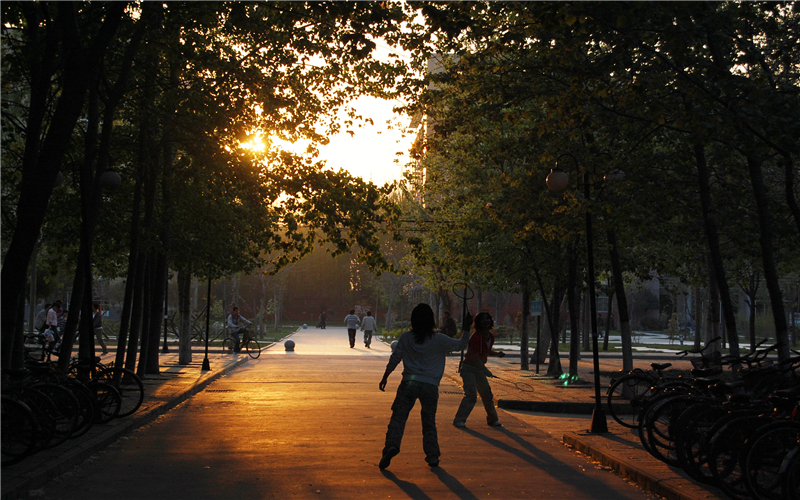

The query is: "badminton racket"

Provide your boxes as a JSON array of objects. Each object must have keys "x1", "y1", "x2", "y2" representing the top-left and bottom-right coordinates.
[{"x1": 490, "y1": 375, "x2": 535, "y2": 392}]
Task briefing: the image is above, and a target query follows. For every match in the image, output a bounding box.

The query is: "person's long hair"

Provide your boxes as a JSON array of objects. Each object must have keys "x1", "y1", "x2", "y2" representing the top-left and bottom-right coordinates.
[{"x1": 410, "y1": 303, "x2": 436, "y2": 344}]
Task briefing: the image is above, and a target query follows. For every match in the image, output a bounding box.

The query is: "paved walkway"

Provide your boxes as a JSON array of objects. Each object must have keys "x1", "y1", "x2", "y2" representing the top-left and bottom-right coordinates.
[{"x1": 2, "y1": 328, "x2": 725, "y2": 500}]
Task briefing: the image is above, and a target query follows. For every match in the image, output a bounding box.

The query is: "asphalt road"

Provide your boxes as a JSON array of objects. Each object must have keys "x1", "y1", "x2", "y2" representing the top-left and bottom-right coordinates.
[{"x1": 32, "y1": 328, "x2": 658, "y2": 500}]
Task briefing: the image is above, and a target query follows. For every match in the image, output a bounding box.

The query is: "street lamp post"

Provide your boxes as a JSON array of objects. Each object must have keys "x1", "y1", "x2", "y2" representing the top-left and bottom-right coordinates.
[{"x1": 546, "y1": 155, "x2": 608, "y2": 434}]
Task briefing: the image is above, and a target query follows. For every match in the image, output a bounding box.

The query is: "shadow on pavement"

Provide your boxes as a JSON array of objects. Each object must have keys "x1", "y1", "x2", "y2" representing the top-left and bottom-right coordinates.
[
  {"x1": 460, "y1": 426, "x2": 646, "y2": 500},
  {"x1": 430, "y1": 467, "x2": 481, "y2": 500},
  {"x1": 380, "y1": 470, "x2": 435, "y2": 500}
]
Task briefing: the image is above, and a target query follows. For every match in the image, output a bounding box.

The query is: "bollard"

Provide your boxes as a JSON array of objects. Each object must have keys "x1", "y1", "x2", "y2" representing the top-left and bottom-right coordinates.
[
  {"x1": 285, "y1": 340, "x2": 295, "y2": 351},
  {"x1": 303, "y1": 324, "x2": 307, "y2": 329},
  {"x1": 391, "y1": 340, "x2": 398, "y2": 352}
]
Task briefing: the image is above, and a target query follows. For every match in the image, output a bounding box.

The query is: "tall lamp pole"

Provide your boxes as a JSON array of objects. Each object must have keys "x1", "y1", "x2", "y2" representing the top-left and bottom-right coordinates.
[{"x1": 547, "y1": 155, "x2": 608, "y2": 434}]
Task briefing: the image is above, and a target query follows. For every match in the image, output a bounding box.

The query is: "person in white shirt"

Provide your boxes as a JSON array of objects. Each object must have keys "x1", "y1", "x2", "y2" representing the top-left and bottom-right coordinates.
[
  {"x1": 360, "y1": 311, "x2": 377, "y2": 348},
  {"x1": 227, "y1": 306, "x2": 252, "y2": 352},
  {"x1": 378, "y1": 303, "x2": 471, "y2": 469}
]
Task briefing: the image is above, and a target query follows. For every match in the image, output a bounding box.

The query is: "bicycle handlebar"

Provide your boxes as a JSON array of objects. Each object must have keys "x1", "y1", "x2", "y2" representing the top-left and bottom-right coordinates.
[{"x1": 676, "y1": 336, "x2": 721, "y2": 358}]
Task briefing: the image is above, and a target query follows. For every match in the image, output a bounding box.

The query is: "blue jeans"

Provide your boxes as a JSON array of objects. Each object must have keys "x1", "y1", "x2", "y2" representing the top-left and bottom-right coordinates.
[
  {"x1": 384, "y1": 380, "x2": 440, "y2": 462},
  {"x1": 454, "y1": 364, "x2": 499, "y2": 424},
  {"x1": 231, "y1": 328, "x2": 248, "y2": 351}
]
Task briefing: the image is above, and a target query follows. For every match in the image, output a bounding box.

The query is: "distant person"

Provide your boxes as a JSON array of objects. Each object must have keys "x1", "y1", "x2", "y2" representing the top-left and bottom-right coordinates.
[
  {"x1": 35, "y1": 303, "x2": 50, "y2": 333},
  {"x1": 227, "y1": 306, "x2": 252, "y2": 352},
  {"x1": 453, "y1": 312, "x2": 506, "y2": 428},
  {"x1": 378, "y1": 303, "x2": 471, "y2": 469},
  {"x1": 56, "y1": 308, "x2": 68, "y2": 343},
  {"x1": 93, "y1": 303, "x2": 108, "y2": 355},
  {"x1": 360, "y1": 311, "x2": 377, "y2": 348},
  {"x1": 344, "y1": 309, "x2": 360, "y2": 348},
  {"x1": 45, "y1": 301, "x2": 60, "y2": 336},
  {"x1": 318, "y1": 311, "x2": 327, "y2": 329},
  {"x1": 438, "y1": 310, "x2": 457, "y2": 338},
  {"x1": 53, "y1": 309, "x2": 68, "y2": 353}
]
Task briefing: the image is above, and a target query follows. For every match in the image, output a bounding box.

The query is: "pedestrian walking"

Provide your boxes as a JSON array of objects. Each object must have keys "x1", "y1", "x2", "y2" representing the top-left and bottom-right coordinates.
[
  {"x1": 378, "y1": 303, "x2": 471, "y2": 469},
  {"x1": 360, "y1": 311, "x2": 377, "y2": 348},
  {"x1": 45, "y1": 301, "x2": 60, "y2": 335},
  {"x1": 344, "y1": 309, "x2": 359, "y2": 348},
  {"x1": 93, "y1": 303, "x2": 108, "y2": 354},
  {"x1": 453, "y1": 312, "x2": 506, "y2": 428},
  {"x1": 318, "y1": 310, "x2": 327, "y2": 329}
]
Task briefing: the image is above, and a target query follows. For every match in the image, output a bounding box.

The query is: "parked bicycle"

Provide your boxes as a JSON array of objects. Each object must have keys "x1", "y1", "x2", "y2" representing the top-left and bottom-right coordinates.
[
  {"x1": 611, "y1": 338, "x2": 800, "y2": 500},
  {"x1": 2, "y1": 354, "x2": 145, "y2": 467},
  {"x1": 606, "y1": 336, "x2": 724, "y2": 429}
]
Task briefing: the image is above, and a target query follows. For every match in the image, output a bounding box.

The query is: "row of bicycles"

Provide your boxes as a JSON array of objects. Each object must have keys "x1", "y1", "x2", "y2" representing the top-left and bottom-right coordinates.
[
  {"x1": 2, "y1": 343, "x2": 145, "y2": 467},
  {"x1": 606, "y1": 337, "x2": 800, "y2": 500}
]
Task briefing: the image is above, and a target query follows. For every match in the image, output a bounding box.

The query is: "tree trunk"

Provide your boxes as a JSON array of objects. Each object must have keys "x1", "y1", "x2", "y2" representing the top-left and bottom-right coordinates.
[
  {"x1": 137, "y1": 252, "x2": 154, "y2": 378},
  {"x1": 607, "y1": 228, "x2": 633, "y2": 372},
  {"x1": 1, "y1": 3, "x2": 125, "y2": 371},
  {"x1": 145, "y1": 250, "x2": 167, "y2": 374},
  {"x1": 783, "y1": 155, "x2": 800, "y2": 236},
  {"x1": 520, "y1": 283, "x2": 530, "y2": 371},
  {"x1": 693, "y1": 287, "x2": 702, "y2": 350},
  {"x1": 582, "y1": 293, "x2": 591, "y2": 351},
  {"x1": 603, "y1": 288, "x2": 615, "y2": 351},
  {"x1": 385, "y1": 296, "x2": 395, "y2": 332},
  {"x1": 546, "y1": 283, "x2": 564, "y2": 377},
  {"x1": 694, "y1": 143, "x2": 741, "y2": 359},
  {"x1": 566, "y1": 248, "x2": 580, "y2": 377},
  {"x1": 124, "y1": 246, "x2": 147, "y2": 373},
  {"x1": 177, "y1": 269, "x2": 192, "y2": 364},
  {"x1": 746, "y1": 154, "x2": 790, "y2": 360},
  {"x1": 707, "y1": 258, "x2": 720, "y2": 348}
]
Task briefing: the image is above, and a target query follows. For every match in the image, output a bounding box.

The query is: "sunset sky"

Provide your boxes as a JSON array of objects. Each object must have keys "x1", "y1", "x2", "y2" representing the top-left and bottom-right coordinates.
[{"x1": 318, "y1": 94, "x2": 414, "y2": 187}]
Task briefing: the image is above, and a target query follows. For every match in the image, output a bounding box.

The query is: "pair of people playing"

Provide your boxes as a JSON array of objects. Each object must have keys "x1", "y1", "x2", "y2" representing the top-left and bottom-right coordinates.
[{"x1": 378, "y1": 305, "x2": 504, "y2": 469}]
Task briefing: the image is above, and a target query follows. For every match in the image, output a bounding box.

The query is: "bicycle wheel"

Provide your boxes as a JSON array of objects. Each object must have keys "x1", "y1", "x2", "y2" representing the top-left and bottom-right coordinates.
[
  {"x1": 780, "y1": 446, "x2": 799, "y2": 500},
  {"x1": 742, "y1": 420, "x2": 800, "y2": 500},
  {"x1": 222, "y1": 337, "x2": 236, "y2": 354},
  {"x1": 1, "y1": 396, "x2": 38, "y2": 467},
  {"x1": 245, "y1": 338, "x2": 261, "y2": 359},
  {"x1": 645, "y1": 394, "x2": 697, "y2": 466},
  {"x1": 637, "y1": 389, "x2": 688, "y2": 455},
  {"x1": 62, "y1": 380, "x2": 96, "y2": 439},
  {"x1": 91, "y1": 367, "x2": 143, "y2": 418},
  {"x1": 32, "y1": 383, "x2": 80, "y2": 448},
  {"x1": 7, "y1": 386, "x2": 57, "y2": 451},
  {"x1": 675, "y1": 402, "x2": 727, "y2": 484},
  {"x1": 607, "y1": 373, "x2": 654, "y2": 428},
  {"x1": 89, "y1": 382, "x2": 121, "y2": 424},
  {"x1": 709, "y1": 414, "x2": 771, "y2": 497}
]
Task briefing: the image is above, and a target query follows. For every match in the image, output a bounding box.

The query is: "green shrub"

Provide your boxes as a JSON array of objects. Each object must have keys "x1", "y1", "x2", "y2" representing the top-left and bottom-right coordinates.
[
  {"x1": 493, "y1": 325, "x2": 516, "y2": 343},
  {"x1": 639, "y1": 316, "x2": 664, "y2": 331}
]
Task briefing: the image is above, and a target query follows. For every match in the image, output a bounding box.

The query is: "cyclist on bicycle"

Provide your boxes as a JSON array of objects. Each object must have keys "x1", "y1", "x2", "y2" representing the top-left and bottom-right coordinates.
[{"x1": 227, "y1": 306, "x2": 252, "y2": 352}]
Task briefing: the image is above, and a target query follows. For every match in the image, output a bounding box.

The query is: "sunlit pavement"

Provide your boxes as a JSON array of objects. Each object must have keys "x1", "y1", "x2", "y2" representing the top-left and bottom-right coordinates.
[
  {"x1": 2, "y1": 328, "x2": 723, "y2": 500},
  {"x1": 263, "y1": 326, "x2": 393, "y2": 357}
]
